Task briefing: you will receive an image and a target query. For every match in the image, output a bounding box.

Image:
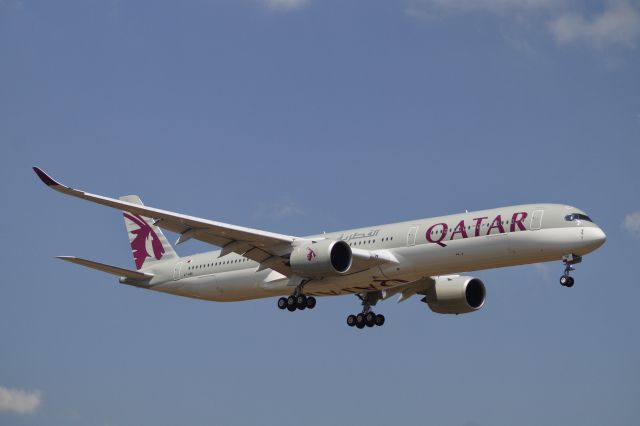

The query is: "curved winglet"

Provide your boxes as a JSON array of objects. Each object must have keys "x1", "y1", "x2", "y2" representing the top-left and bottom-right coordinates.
[{"x1": 33, "y1": 167, "x2": 63, "y2": 187}]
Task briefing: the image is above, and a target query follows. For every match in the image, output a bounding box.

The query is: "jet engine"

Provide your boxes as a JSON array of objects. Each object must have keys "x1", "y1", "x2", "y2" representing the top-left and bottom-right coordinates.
[
  {"x1": 421, "y1": 276, "x2": 486, "y2": 314},
  {"x1": 289, "y1": 240, "x2": 352, "y2": 279}
]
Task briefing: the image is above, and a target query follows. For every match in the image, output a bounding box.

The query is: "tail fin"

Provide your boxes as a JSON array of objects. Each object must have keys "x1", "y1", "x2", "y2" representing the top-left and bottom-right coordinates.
[{"x1": 119, "y1": 195, "x2": 178, "y2": 270}]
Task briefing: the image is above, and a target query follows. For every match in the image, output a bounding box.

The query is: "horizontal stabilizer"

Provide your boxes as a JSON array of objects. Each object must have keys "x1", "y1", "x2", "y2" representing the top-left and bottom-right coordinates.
[{"x1": 56, "y1": 256, "x2": 154, "y2": 281}]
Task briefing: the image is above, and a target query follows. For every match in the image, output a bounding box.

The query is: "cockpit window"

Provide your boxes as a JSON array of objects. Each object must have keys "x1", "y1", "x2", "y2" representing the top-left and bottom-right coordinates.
[{"x1": 565, "y1": 213, "x2": 592, "y2": 222}]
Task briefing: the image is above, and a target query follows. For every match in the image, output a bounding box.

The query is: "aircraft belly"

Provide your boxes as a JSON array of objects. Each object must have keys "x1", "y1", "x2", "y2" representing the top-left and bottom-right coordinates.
[
  {"x1": 441, "y1": 234, "x2": 512, "y2": 272},
  {"x1": 378, "y1": 238, "x2": 512, "y2": 277},
  {"x1": 509, "y1": 227, "x2": 581, "y2": 257},
  {"x1": 304, "y1": 268, "x2": 416, "y2": 297},
  {"x1": 155, "y1": 269, "x2": 275, "y2": 302}
]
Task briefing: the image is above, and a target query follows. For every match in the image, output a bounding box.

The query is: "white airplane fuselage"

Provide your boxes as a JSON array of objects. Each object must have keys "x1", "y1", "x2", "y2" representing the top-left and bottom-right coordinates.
[
  {"x1": 143, "y1": 203, "x2": 606, "y2": 302},
  {"x1": 33, "y1": 167, "x2": 608, "y2": 324}
]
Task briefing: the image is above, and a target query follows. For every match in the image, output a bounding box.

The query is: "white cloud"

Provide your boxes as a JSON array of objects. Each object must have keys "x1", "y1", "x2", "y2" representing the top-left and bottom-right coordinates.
[
  {"x1": 0, "y1": 0, "x2": 23, "y2": 10},
  {"x1": 253, "y1": 197, "x2": 304, "y2": 221},
  {"x1": 272, "y1": 203, "x2": 303, "y2": 219},
  {"x1": 407, "y1": 0, "x2": 640, "y2": 51},
  {"x1": 623, "y1": 211, "x2": 640, "y2": 237},
  {"x1": 412, "y1": 0, "x2": 556, "y2": 14},
  {"x1": 549, "y1": 0, "x2": 640, "y2": 48},
  {"x1": 503, "y1": 33, "x2": 538, "y2": 55},
  {"x1": 264, "y1": 0, "x2": 308, "y2": 11},
  {"x1": 0, "y1": 386, "x2": 41, "y2": 414},
  {"x1": 532, "y1": 262, "x2": 551, "y2": 282},
  {"x1": 406, "y1": 0, "x2": 558, "y2": 18}
]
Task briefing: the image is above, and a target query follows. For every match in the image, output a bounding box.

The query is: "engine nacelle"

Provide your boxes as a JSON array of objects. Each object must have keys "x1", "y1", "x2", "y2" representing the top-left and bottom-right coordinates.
[
  {"x1": 289, "y1": 239, "x2": 352, "y2": 279},
  {"x1": 422, "y1": 276, "x2": 486, "y2": 314}
]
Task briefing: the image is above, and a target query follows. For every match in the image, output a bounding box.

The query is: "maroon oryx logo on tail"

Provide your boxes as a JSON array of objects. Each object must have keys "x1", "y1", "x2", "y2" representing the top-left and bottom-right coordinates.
[{"x1": 123, "y1": 212, "x2": 165, "y2": 269}]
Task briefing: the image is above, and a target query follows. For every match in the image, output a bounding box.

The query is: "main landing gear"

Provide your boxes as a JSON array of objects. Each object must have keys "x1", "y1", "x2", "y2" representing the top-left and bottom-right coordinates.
[
  {"x1": 277, "y1": 294, "x2": 317, "y2": 311},
  {"x1": 277, "y1": 280, "x2": 316, "y2": 312},
  {"x1": 346, "y1": 292, "x2": 385, "y2": 329},
  {"x1": 560, "y1": 254, "x2": 582, "y2": 288},
  {"x1": 346, "y1": 311, "x2": 385, "y2": 329}
]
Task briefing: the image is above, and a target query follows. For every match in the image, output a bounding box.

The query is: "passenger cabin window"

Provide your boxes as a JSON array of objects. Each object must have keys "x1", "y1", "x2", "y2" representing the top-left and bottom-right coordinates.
[{"x1": 565, "y1": 213, "x2": 593, "y2": 222}]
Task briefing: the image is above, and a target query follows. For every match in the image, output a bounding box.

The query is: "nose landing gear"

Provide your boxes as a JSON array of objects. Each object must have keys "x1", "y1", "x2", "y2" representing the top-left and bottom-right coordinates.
[{"x1": 560, "y1": 254, "x2": 582, "y2": 288}]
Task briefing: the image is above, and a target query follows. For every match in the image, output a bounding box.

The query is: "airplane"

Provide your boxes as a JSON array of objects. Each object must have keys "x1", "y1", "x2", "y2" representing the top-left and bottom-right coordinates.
[{"x1": 33, "y1": 167, "x2": 606, "y2": 329}]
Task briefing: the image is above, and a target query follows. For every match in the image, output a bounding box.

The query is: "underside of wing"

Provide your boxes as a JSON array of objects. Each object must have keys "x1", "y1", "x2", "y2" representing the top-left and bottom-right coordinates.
[{"x1": 383, "y1": 277, "x2": 436, "y2": 302}]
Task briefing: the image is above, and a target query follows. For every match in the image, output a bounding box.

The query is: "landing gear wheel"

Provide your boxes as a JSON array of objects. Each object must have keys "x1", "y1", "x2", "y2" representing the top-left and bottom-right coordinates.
[
  {"x1": 347, "y1": 314, "x2": 357, "y2": 327},
  {"x1": 566, "y1": 276, "x2": 575, "y2": 287},
  {"x1": 375, "y1": 314, "x2": 385, "y2": 327},
  {"x1": 277, "y1": 297, "x2": 287, "y2": 310},
  {"x1": 560, "y1": 275, "x2": 570, "y2": 286},
  {"x1": 296, "y1": 295, "x2": 307, "y2": 310},
  {"x1": 365, "y1": 312, "x2": 376, "y2": 327},
  {"x1": 356, "y1": 313, "x2": 365, "y2": 328},
  {"x1": 306, "y1": 296, "x2": 316, "y2": 309},
  {"x1": 280, "y1": 292, "x2": 314, "y2": 312},
  {"x1": 286, "y1": 296, "x2": 297, "y2": 311}
]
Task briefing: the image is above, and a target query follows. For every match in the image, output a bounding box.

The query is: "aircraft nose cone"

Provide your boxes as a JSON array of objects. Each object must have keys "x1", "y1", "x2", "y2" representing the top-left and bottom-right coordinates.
[{"x1": 589, "y1": 227, "x2": 607, "y2": 248}]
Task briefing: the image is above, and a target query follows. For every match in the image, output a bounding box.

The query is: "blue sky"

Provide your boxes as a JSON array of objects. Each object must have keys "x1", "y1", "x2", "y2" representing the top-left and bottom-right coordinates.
[{"x1": 1, "y1": 0, "x2": 639, "y2": 425}]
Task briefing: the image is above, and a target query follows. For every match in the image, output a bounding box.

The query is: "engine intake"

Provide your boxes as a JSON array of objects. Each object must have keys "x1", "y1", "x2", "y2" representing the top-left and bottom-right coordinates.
[
  {"x1": 422, "y1": 276, "x2": 486, "y2": 314},
  {"x1": 290, "y1": 240, "x2": 352, "y2": 279}
]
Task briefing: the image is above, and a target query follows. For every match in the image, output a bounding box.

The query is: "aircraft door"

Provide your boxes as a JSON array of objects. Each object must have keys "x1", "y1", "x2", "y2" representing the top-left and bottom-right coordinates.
[
  {"x1": 531, "y1": 210, "x2": 544, "y2": 230},
  {"x1": 173, "y1": 261, "x2": 184, "y2": 281},
  {"x1": 407, "y1": 226, "x2": 418, "y2": 246}
]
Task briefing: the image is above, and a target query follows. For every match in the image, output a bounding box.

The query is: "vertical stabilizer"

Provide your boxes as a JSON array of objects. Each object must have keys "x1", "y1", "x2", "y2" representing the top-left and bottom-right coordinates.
[{"x1": 120, "y1": 195, "x2": 178, "y2": 270}]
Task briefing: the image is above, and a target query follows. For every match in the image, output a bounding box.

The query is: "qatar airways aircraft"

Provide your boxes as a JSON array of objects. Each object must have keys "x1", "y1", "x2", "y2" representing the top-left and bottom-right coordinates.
[{"x1": 34, "y1": 167, "x2": 606, "y2": 329}]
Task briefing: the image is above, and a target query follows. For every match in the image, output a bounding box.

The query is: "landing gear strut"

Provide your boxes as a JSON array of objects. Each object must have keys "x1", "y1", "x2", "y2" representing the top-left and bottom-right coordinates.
[
  {"x1": 277, "y1": 280, "x2": 316, "y2": 312},
  {"x1": 560, "y1": 254, "x2": 582, "y2": 288},
  {"x1": 346, "y1": 292, "x2": 385, "y2": 329}
]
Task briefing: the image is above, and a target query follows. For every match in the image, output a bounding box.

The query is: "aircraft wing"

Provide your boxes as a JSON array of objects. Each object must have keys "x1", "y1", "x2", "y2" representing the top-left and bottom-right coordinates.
[
  {"x1": 35, "y1": 167, "x2": 399, "y2": 278},
  {"x1": 34, "y1": 167, "x2": 297, "y2": 275}
]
